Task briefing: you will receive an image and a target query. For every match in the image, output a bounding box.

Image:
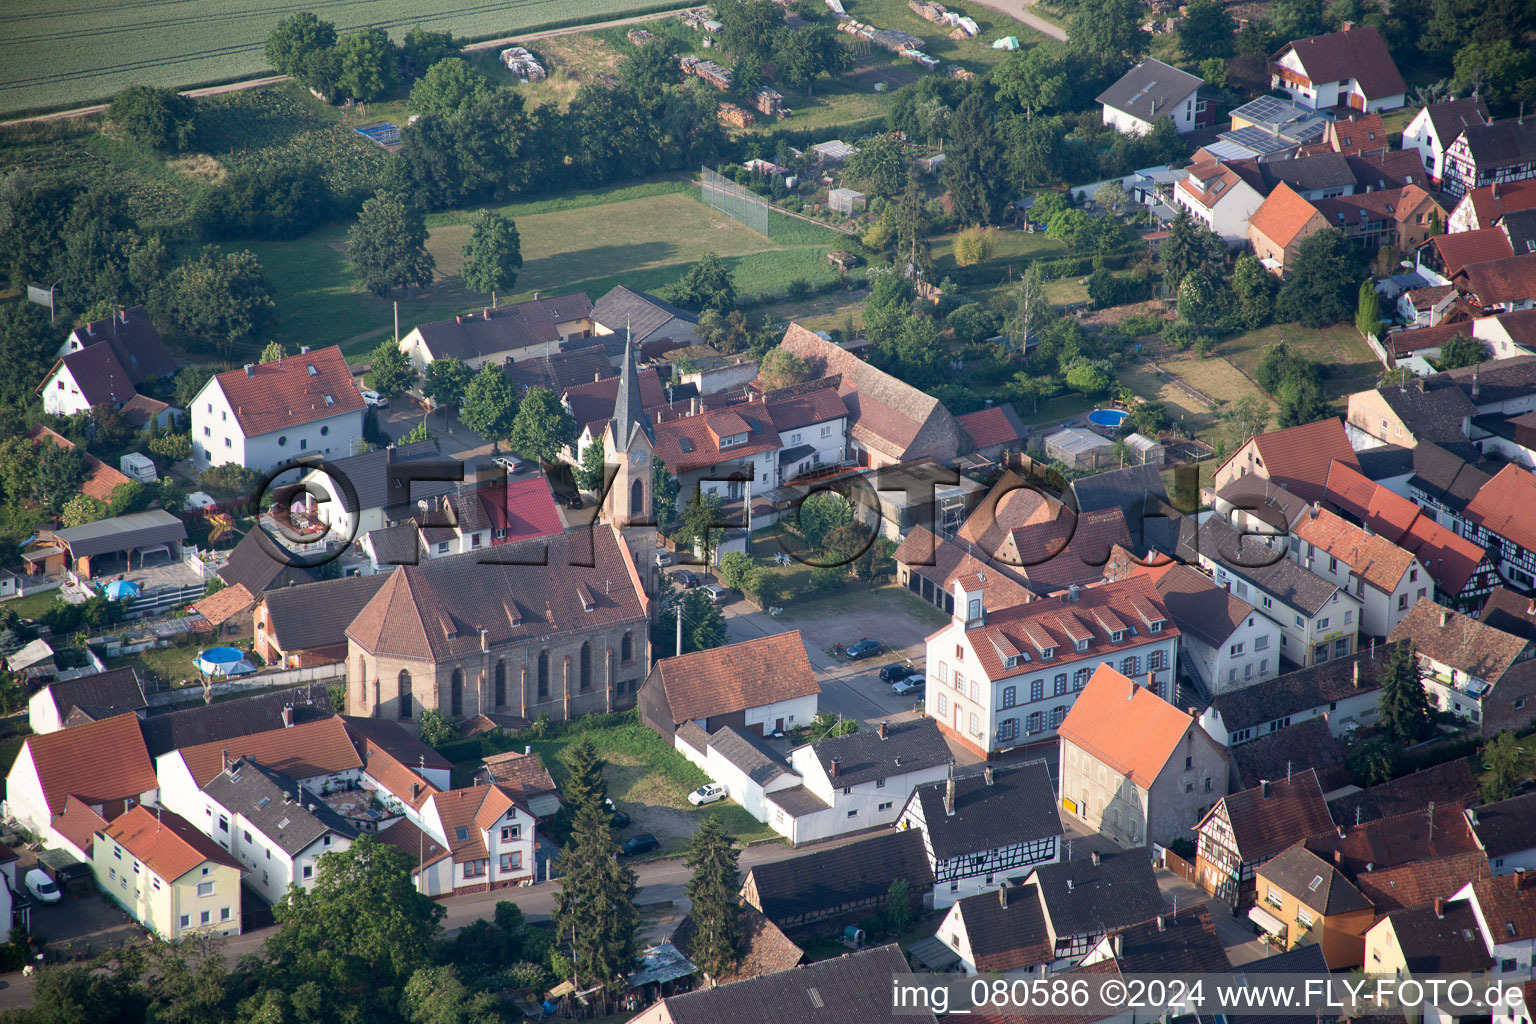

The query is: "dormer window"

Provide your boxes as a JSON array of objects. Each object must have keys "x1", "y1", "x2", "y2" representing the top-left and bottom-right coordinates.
[
  {"x1": 1075, "y1": 638, "x2": 1088, "y2": 653},
  {"x1": 1149, "y1": 620, "x2": 1163, "y2": 633},
  {"x1": 1111, "y1": 629, "x2": 1125, "y2": 643},
  {"x1": 1041, "y1": 646, "x2": 1055, "y2": 660}
]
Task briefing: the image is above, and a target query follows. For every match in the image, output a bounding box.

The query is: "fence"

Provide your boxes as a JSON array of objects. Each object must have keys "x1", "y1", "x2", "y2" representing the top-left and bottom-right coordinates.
[
  {"x1": 145, "y1": 662, "x2": 345, "y2": 707},
  {"x1": 700, "y1": 166, "x2": 772, "y2": 237}
]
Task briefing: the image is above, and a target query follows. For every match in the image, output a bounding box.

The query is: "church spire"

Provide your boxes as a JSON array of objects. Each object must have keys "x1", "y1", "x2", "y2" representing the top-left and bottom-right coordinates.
[{"x1": 611, "y1": 319, "x2": 654, "y2": 447}]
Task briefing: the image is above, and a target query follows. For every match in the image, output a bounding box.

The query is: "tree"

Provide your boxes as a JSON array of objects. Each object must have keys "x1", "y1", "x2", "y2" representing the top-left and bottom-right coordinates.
[
  {"x1": 368, "y1": 338, "x2": 417, "y2": 398},
  {"x1": 1377, "y1": 640, "x2": 1433, "y2": 744},
  {"x1": 458, "y1": 362, "x2": 519, "y2": 442},
  {"x1": 0, "y1": 300, "x2": 61, "y2": 409},
  {"x1": 173, "y1": 364, "x2": 220, "y2": 407},
  {"x1": 35, "y1": 437, "x2": 89, "y2": 516},
  {"x1": 653, "y1": 460, "x2": 681, "y2": 529},
  {"x1": 1481, "y1": 731, "x2": 1527, "y2": 803},
  {"x1": 257, "y1": 835, "x2": 444, "y2": 1024},
  {"x1": 1346, "y1": 738, "x2": 1398, "y2": 786},
  {"x1": 348, "y1": 190, "x2": 436, "y2": 296},
  {"x1": 60, "y1": 494, "x2": 108, "y2": 528},
  {"x1": 1276, "y1": 375, "x2": 1327, "y2": 427},
  {"x1": 758, "y1": 347, "x2": 812, "y2": 390},
  {"x1": 266, "y1": 11, "x2": 338, "y2": 77},
  {"x1": 1065, "y1": 360, "x2": 1112, "y2": 395},
  {"x1": 717, "y1": 551, "x2": 758, "y2": 591},
  {"x1": 845, "y1": 135, "x2": 908, "y2": 200},
  {"x1": 509, "y1": 386, "x2": 577, "y2": 463},
  {"x1": 948, "y1": 302, "x2": 1003, "y2": 345},
  {"x1": 773, "y1": 24, "x2": 851, "y2": 96},
  {"x1": 679, "y1": 489, "x2": 726, "y2": 570},
  {"x1": 335, "y1": 27, "x2": 399, "y2": 102},
  {"x1": 1094, "y1": 181, "x2": 1130, "y2": 210},
  {"x1": 1231, "y1": 253, "x2": 1276, "y2": 328},
  {"x1": 681, "y1": 587, "x2": 729, "y2": 652},
  {"x1": 993, "y1": 45, "x2": 1072, "y2": 119},
  {"x1": 1438, "y1": 334, "x2": 1489, "y2": 369},
  {"x1": 893, "y1": 171, "x2": 933, "y2": 280},
  {"x1": 1176, "y1": 270, "x2": 1225, "y2": 326},
  {"x1": 953, "y1": 226, "x2": 998, "y2": 266},
  {"x1": 1007, "y1": 263, "x2": 1053, "y2": 349},
  {"x1": 716, "y1": 0, "x2": 785, "y2": 64},
  {"x1": 1222, "y1": 394, "x2": 1270, "y2": 442},
  {"x1": 942, "y1": 94, "x2": 1010, "y2": 226},
  {"x1": 148, "y1": 433, "x2": 192, "y2": 463},
  {"x1": 1159, "y1": 208, "x2": 1227, "y2": 293},
  {"x1": 577, "y1": 441, "x2": 608, "y2": 492},
  {"x1": 404, "y1": 26, "x2": 457, "y2": 71},
  {"x1": 886, "y1": 877, "x2": 914, "y2": 934},
  {"x1": 151, "y1": 246, "x2": 276, "y2": 356},
  {"x1": 1276, "y1": 228, "x2": 1357, "y2": 327},
  {"x1": 622, "y1": 39, "x2": 682, "y2": 94},
  {"x1": 552, "y1": 801, "x2": 640, "y2": 999},
  {"x1": 1179, "y1": 0, "x2": 1236, "y2": 59},
  {"x1": 1269, "y1": 0, "x2": 1328, "y2": 41},
  {"x1": 423, "y1": 355, "x2": 472, "y2": 425},
  {"x1": 416, "y1": 708, "x2": 456, "y2": 747},
  {"x1": 665, "y1": 252, "x2": 737, "y2": 312},
  {"x1": 684, "y1": 817, "x2": 742, "y2": 981},
  {"x1": 1451, "y1": 40, "x2": 1534, "y2": 111},
  {"x1": 561, "y1": 737, "x2": 609, "y2": 815},
  {"x1": 1070, "y1": 0, "x2": 1146, "y2": 74},
  {"x1": 400, "y1": 965, "x2": 499, "y2": 1024},
  {"x1": 409, "y1": 57, "x2": 492, "y2": 118},
  {"x1": 1356, "y1": 279, "x2": 1382, "y2": 336},
  {"x1": 194, "y1": 156, "x2": 330, "y2": 243},
  {"x1": 260, "y1": 340, "x2": 286, "y2": 364},
  {"x1": 109, "y1": 481, "x2": 152, "y2": 515},
  {"x1": 108, "y1": 86, "x2": 195, "y2": 152},
  {"x1": 460, "y1": 209, "x2": 522, "y2": 306}
]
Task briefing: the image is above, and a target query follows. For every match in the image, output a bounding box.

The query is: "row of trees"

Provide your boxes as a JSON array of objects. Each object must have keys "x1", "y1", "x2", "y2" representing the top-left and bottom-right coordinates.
[{"x1": 266, "y1": 13, "x2": 455, "y2": 102}]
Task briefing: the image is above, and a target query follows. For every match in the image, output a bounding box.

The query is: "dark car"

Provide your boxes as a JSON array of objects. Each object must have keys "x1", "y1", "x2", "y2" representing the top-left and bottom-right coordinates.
[
  {"x1": 605, "y1": 799, "x2": 630, "y2": 829},
  {"x1": 845, "y1": 638, "x2": 882, "y2": 660},
  {"x1": 879, "y1": 663, "x2": 918, "y2": 682},
  {"x1": 564, "y1": 492, "x2": 584, "y2": 509},
  {"x1": 621, "y1": 833, "x2": 659, "y2": 856},
  {"x1": 672, "y1": 569, "x2": 701, "y2": 588}
]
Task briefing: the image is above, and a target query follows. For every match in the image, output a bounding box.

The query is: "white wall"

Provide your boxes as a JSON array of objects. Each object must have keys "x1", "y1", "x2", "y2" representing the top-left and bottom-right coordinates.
[
  {"x1": 1181, "y1": 611, "x2": 1283, "y2": 694},
  {"x1": 5, "y1": 744, "x2": 53, "y2": 838},
  {"x1": 705, "y1": 746, "x2": 800, "y2": 822},
  {"x1": 192, "y1": 378, "x2": 364, "y2": 475},
  {"x1": 27, "y1": 690, "x2": 65, "y2": 736},
  {"x1": 777, "y1": 417, "x2": 848, "y2": 480},
  {"x1": 40, "y1": 365, "x2": 94, "y2": 418},
  {"x1": 743, "y1": 693, "x2": 817, "y2": 735},
  {"x1": 785, "y1": 749, "x2": 950, "y2": 844}
]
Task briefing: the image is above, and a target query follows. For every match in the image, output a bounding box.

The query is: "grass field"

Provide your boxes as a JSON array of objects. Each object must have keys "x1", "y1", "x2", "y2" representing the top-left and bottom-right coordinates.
[
  {"x1": 0, "y1": 0, "x2": 689, "y2": 115},
  {"x1": 239, "y1": 182, "x2": 850, "y2": 356}
]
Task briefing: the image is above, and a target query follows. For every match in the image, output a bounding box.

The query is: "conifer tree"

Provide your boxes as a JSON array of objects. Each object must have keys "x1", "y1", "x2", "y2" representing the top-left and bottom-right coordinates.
[
  {"x1": 1378, "y1": 640, "x2": 1434, "y2": 744},
  {"x1": 552, "y1": 801, "x2": 640, "y2": 1001},
  {"x1": 684, "y1": 817, "x2": 741, "y2": 982}
]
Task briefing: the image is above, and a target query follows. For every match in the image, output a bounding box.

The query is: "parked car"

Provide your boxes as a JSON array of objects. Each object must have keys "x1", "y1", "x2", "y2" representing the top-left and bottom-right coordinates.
[
  {"x1": 493, "y1": 454, "x2": 525, "y2": 474},
  {"x1": 688, "y1": 782, "x2": 727, "y2": 806},
  {"x1": 360, "y1": 389, "x2": 389, "y2": 408},
  {"x1": 654, "y1": 549, "x2": 672, "y2": 567},
  {"x1": 845, "y1": 638, "x2": 882, "y2": 660},
  {"x1": 703, "y1": 584, "x2": 729, "y2": 604},
  {"x1": 564, "y1": 492, "x2": 584, "y2": 509},
  {"x1": 605, "y1": 798, "x2": 630, "y2": 829},
  {"x1": 672, "y1": 569, "x2": 701, "y2": 588},
  {"x1": 879, "y1": 663, "x2": 918, "y2": 682},
  {"x1": 24, "y1": 869, "x2": 60, "y2": 904},
  {"x1": 892, "y1": 676, "x2": 925, "y2": 697},
  {"x1": 621, "y1": 833, "x2": 659, "y2": 856}
]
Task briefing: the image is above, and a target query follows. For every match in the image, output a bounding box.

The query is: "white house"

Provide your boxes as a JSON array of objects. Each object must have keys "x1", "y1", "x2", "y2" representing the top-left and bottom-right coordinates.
[
  {"x1": 296, "y1": 439, "x2": 454, "y2": 543},
  {"x1": 1269, "y1": 25, "x2": 1407, "y2": 113},
  {"x1": 1402, "y1": 97, "x2": 1489, "y2": 186},
  {"x1": 27, "y1": 667, "x2": 147, "y2": 735},
  {"x1": 1153, "y1": 563, "x2": 1283, "y2": 694},
  {"x1": 1289, "y1": 505, "x2": 1428, "y2": 639},
  {"x1": 418, "y1": 784, "x2": 537, "y2": 894},
  {"x1": 190, "y1": 346, "x2": 366, "y2": 475},
  {"x1": 763, "y1": 384, "x2": 849, "y2": 482},
  {"x1": 766, "y1": 718, "x2": 952, "y2": 845},
  {"x1": 935, "y1": 882, "x2": 1052, "y2": 975},
  {"x1": 4, "y1": 713, "x2": 159, "y2": 845},
  {"x1": 38, "y1": 306, "x2": 176, "y2": 418},
  {"x1": 652, "y1": 401, "x2": 784, "y2": 504},
  {"x1": 1174, "y1": 159, "x2": 1266, "y2": 245},
  {"x1": 399, "y1": 293, "x2": 594, "y2": 372},
  {"x1": 182, "y1": 756, "x2": 357, "y2": 906},
  {"x1": 697, "y1": 726, "x2": 802, "y2": 823},
  {"x1": 1199, "y1": 645, "x2": 1391, "y2": 747},
  {"x1": 1459, "y1": 875, "x2": 1536, "y2": 983},
  {"x1": 1466, "y1": 794, "x2": 1536, "y2": 877},
  {"x1": 1096, "y1": 59, "x2": 1207, "y2": 137}
]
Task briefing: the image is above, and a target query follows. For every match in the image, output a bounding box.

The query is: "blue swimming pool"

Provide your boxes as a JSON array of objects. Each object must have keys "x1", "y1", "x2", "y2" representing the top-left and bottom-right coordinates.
[
  {"x1": 196, "y1": 646, "x2": 252, "y2": 676},
  {"x1": 1088, "y1": 408, "x2": 1129, "y2": 428}
]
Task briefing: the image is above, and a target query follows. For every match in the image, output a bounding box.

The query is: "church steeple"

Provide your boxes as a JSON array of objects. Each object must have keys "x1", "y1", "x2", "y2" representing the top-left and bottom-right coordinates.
[{"x1": 610, "y1": 322, "x2": 654, "y2": 448}]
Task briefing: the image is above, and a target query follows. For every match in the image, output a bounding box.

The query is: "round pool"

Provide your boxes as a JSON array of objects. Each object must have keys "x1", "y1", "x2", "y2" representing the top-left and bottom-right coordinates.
[
  {"x1": 1088, "y1": 408, "x2": 1130, "y2": 428},
  {"x1": 196, "y1": 647, "x2": 252, "y2": 676}
]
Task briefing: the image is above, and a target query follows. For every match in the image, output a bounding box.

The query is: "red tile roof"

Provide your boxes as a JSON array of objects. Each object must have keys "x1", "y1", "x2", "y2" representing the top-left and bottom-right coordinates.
[
  {"x1": 429, "y1": 784, "x2": 520, "y2": 863},
  {"x1": 21, "y1": 713, "x2": 157, "y2": 816},
  {"x1": 480, "y1": 750, "x2": 557, "y2": 794},
  {"x1": 1387, "y1": 320, "x2": 1476, "y2": 356},
  {"x1": 53, "y1": 794, "x2": 109, "y2": 855},
  {"x1": 653, "y1": 402, "x2": 782, "y2": 474},
  {"x1": 1323, "y1": 113, "x2": 1387, "y2": 156},
  {"x1": 653, "y1": 632, "x2": 819, "y2": 724},
  {"x1": 191, "y1": 582, "x2": 255, "y2": 627},
  {"x1": 1428, "y1": 228, "x2": 1516, "y2": 277},
  {"x1": 474, "y1": 477, "x2": 565, "y2": 546},
  {"x1": 1326, "y1": 461, "x2": 1486, "y2": 594},
  {"x1": 763, "y1": 386, "x2": 847, "y2": 433},
  {"x1": 176, "y1": 716, "x2": 362, "y2": 787},
  {"x1": 1058, "y1": 665, "x2": 1208, "y2": 789},
  {"x1": 957, "y1": 405, "x2": 1028, "y2": 450},
  {"x1": 211, "y1": 346, "x2": 364, "y2": 437},
  {"x1": 1466, "y1": 179, "x2": 1536, "y2": 229},
  {"x1": 1455, "y1": 254, "x2": 1536, "y2": 309},
  {"x1": 1272, "y1": 25, "x2": 1405, "y2": 101},
  {"x1": 102, "y1": 804, "x2": 242, "y2": 881},
  {"x1": 28, "y1": 426, "x2": 133, "y2": 504},
  {"x1": 1248, "y1": 182, "x2": 1323, "y2": 249},
  {"x1": 1220, "y1": 418, "x2": 1360, "y2": 504},
  {"x1": 1178, "y1": 160, "x2": 1250, "y2": 210},
  {"x1": 362, "y1": 740, "x2": 439, "y2": 810},
  {"x1": 1465, "y1": 464, "x2": 1536, "y2": 556}
]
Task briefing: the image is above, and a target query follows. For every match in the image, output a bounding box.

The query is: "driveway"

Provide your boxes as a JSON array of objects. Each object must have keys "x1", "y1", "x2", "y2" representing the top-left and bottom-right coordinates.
[
  {"x1": 26, "y1": 891, "x2": 143, "y2": 957},
  {"x1": 966, "y1": 0, "x2": 1068, "y2": 41}
]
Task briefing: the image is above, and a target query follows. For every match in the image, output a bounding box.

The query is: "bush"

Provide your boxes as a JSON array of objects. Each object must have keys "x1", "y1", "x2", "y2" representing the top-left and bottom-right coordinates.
[
  {"x1": 717, "y1": 551, "x2": 758, "y2": 590},
  {"x1": 109, "y1": 86, "x2": 196, "y2": 151},
  {"x1": 953, "y1": 226, "x2": 998, "y2": 267}
]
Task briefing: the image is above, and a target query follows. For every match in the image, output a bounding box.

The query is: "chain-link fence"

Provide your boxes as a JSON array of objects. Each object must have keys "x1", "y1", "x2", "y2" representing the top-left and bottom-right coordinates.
[{"x1": 700, "y1": 165, "x2": 771, "y2": 237}]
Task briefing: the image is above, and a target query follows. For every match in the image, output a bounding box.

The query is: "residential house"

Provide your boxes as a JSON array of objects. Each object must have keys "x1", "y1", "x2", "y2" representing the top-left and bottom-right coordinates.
[
  {"x1": 28, "y1": 668, "x2": 146, "y2": 735},
  {"x1": 1404, "y1": 97, "x2": 1490, "y2": 186},
  {"x1": 253, "y1": 574, "x2": 391, "y2": 668},
  {"x1": 683, "y1": 726, "x2": 799, "y2": 824},
  {"x1": 1019, "y1": 851, "x2": 1166, "y2": 965},
  {"x1": 5, "y1": 713, "x2": 158, "y2": 847},
  {"x1": 186, "y1": 756, "x2": 357, "y2": 905},
  {"x1": 652, "y1": 401, "x2": 782, "y2": 503},
  {"x1": 1466, "y1": 794, "x2": 1536, "y2": 876},
  {"x1": 1215, "y1": 95, "x2": 1335, "y2": 162},
  {"x1": 474, "y1": 748, "x2": 561, "y2": 821},
  {"x1": 1269, "y1": 25, "x2": 1406, "y2": 113},
  {"x1": 1213, "y1": 417, "x2": 1360, "y2": 505},
  {"x1": 762, "y1": 380, "x2": 850, "y2": 480},
  {"x1": 1441, "y1": 117, "x2": 1536, "y2": 198},
  {"x1": 38, "y1": 306, "x2": 176, "y2": 418},
  {"x1": 1480, "y1": 587, "x2": 1536, "y2": 643},
  {"x1": 1290, "y1": 504, "x2": 1428, "y2": 638},
  {"x1": 1078, "y1": 908, "x2": 1231, "y2": 988},
  {"x1": 1070, "y1": 464, "x2": 1172, "y2": 552},
  {"x1": 1153, "y1": 563, "x2": 1283, "y2": 693},
  {"x1": 295, "y1": 440, "x2": 454, "y2": 544},
  {"x1": 1251, "y1": 842, "x2": 1374, "y2": 968},
  {"x1": 1229, "y1": 716, "x2": 1347, "y2": 791},
  {"x1": 342, "y1": 715, "x2": 452, "y2": 787},
  {"x1": 1306, "y1": 802, "x2": 1488, "y2": 914},
  {"x1": 1364, "y1": 898, "x2": 1493, "y2": 1000},
  {"x1": 503, "y1": 346, "x2": 614, "y2": 395},
  {"x1": 1174, "y1": 158, "x2": 1267, "y2": 243},
  {"x1": 140, "y1": 686, "x2": 334, "y2": 760},
  {"x1": 1199, "y1": 642, "x2": 1397, "y2": 746},
  {"x1": 1451, "y1": 179, "x2": 1536, "y2": 234},
  {"x1": 627, "y1": 944, "x2": 934, "y2": 1024},
  {"x1": 1388, "y1": 600, "x2": 1536, "y2": 737},
  {"x1": 417, "y1": 784, "x2": 536, "y2": 894},
  {"x1": 896, "y1": 761, "x2": 1062, "y2": 907},
  {"x1": 1193, "y1": 769, "x2": 1333, "y2": 907},
  {"x1": 668, "y1": 903, "x2": 803, "y2": 985},
  {"x1": 191, "y1": 582, "x2": 258, "y2": 639},
  {"x1": 894, "y1": 525, "x2": 1036, "y2": 615},
  {"x1": 1179, "y1": 516, "x2": 1363, "y2": 669},
  {"x1": 1096, "y1": 58, "x2": 1209, "y2": 137},
  {"x1": 191, "y1": 346, "x2": 366, "y2": 473},
  {"x1": 216, "y1": 529, "x2": 322, "y2": 597},
  {"x1": 739, "y1": 829, "x2": 932, "y2": 932},
  {"x1": 591, "y1": 286, "x2": 701, "y2": 351},
  {"x1": 779, "y1": 324, "x2": 960, "y2": 467},
  {"x1": 1229, "y1": 152, "x2": 1359, "y2": 200},
  {"x1": 1312, "y1": 113, "x2": 1390, "y2": 158},
  {"x1": 399, "y1": 293, "x2": 594, "y2": 372},
  {"x1": 1056, "y1": 664, "x2": 1230, "y2": 849},
  {"x1": 1501, "y1": 209, "x2": 1536, "y2": 255},
  {"x1": 1314, "y1": 186, "x2": 1446, "y2": 253},
  {"x1": 640, "y1": 631, "x2": 819, "y2": 747},
  {"x1": 1419, "y1": 226, "x2": 1517, "y2": 284},
  {"x1": 1464, "y1": 465, "x2": 1536, "y2": 588},
  {"x1": 1399, "y1": 284, "x2": 1459, "y2": 327},
  {"x1": 92, "y1": 806, "x2": 242, "y2": 940},
  {"x1": 936, "y1": 881, "x2": 1053, "y2": 975},
  {"x1": 1453, "y1": 254, "x2": 1536, "y2": 314},
  {"x1": 1328, "y1": 759, "x2": 1479, "y2": 827},
  {"x1": 1248, "y1": 183, "x2": 1328, "y2": 274},
  {"x1": 346, "y1": 526, "x2": 650, "y2": 727},
  {"x1": 1408, "y1": 442, "x2": 1493, "y2": 529},
  {"x1": 956, "y1": 405, "x2": 1029, "y2": 464},
  {"x1": 922, "y1": 575, "x2": 1180, "y2": 757},
  {"x1": 1458, "y1": 872, "x2": 1536, "y2": 981},
  {"x1": 766, "y1": 718, "x2": 951, "y2": 845}
]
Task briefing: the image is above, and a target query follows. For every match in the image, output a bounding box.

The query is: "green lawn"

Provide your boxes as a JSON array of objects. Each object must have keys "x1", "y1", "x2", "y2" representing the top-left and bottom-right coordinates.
[
  {"x1": 105, "y1": 635, "x2": 248, "y2": 689},
  {"x1": 838, "y1": 0, "x2": 1050, "y2": 70},
  {"x1": 1220, "y1": 323, "x2": 1381, "y2": 405},
  {"x1": 0, "y1": 588, "x2": 65, "y2": 621}
]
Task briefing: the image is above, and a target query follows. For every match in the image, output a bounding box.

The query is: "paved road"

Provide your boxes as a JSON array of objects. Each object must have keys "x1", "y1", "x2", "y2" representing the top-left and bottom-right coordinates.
[{"x1": 968, "y1": 0, "x2": 1069, "y2": 42}]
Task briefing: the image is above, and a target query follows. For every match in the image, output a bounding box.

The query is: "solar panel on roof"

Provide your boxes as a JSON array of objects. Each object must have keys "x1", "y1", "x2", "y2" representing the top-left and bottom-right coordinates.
[{"x1": 1222, "y1": 127, "x2": 1293, "y2": 155}]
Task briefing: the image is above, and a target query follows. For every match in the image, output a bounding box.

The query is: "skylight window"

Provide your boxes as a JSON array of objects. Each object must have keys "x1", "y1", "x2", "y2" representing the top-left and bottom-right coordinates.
[
  {"x1": 307, "y1": 365, "x2": 318, "y2": 376},
  {"x1": 1308, "y1": 875, "x2": 1324, "y2": 891},
  {"x1": 455, "y1": 826, "x2": 469, "y2": 842},
  {"x1": 256, "y1": 797, "x2": 270, "y2": 809}
]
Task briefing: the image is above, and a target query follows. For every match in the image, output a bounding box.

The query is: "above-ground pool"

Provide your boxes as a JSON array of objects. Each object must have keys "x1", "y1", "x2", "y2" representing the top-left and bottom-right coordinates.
[
  {"x1": 196, "y1": 646, "x2": 254, "y2": 677},
  {"x1": 1088, "y1": 408, "x2": 1130, "y2": 428}
]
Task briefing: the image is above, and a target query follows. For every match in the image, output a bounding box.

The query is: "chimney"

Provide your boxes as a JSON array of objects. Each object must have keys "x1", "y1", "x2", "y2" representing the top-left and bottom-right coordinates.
[
  {"x1": 1069, "y1": 584, "x2": 1081, "y2": 603},
  {"x1": 1113, "y1": 933, "x2": 1123, "y2": 958},
  {"x1": 984, "y1": 765, "x2": 994, "y2": 785},
  {"x1": 1156, "y1": 915, "x2": 1166, "y2": 932},
  {"x1": 86, "y1": 322, "x2": 94, "y2": 337},
  {"x1": 999, "y1": 884, "x2": 1009, "y2": 909},
  {"x1": 481, "y1": 627, "x2": 489, "y2": 652},
  {"x1": 1468, "y1": 808, "x2": 1479, "y2": 827},
  {"x1": 119, "y1": 309, "x2": 128, "y2": 324},
  {"x1": 1067, "y1": 878, "x2": 1075, "y2": 892},
  {"x1": 829, "y1": 757, "x2": 840, "y2": 780},
  {"x1": 1091, "y1": 850, "x2": 1101, "y2": 868},
  {"x1": 1440, "y1": 608, "x2": 1450, "y2": 627},
  {"x1": 1334, "y1": 848, "x2": 1343, "y2": 864},
  {"x1": 1353, "y1": 661, "x2": 1361, "y2": 687},
  {"x1": 1493, "y1": 180, "x2": 1501, "y2": 199},
  {"x1": 1516, "y1": 868, "x2": 1530, "y2": 892},
  {"x1": 1147, "y1": 671, "x2": 1155, "y2": 692},
  {"x1": 456, "y1": 316, "x2": 463, "y2": 325},
  {"x1": 281, "y1": 705, "x2": 294, "y2": 728},
  {"x1": 1472, "y1": 365, "x2": 1481, "y2": 399},
  {"x1": 594, "y1": 371, "x2": 602, "y2": 383},
  {"x1": 878, "y1": 721, "x2": 889, "y2": 741},
  {"x1": 1434, "y1": 897, "x2": 1445, "y2": 919},
  {"x1": 299, "y1": 345, "x2": 310, "y2": 355},
  {"x1": 484, "y1": 308, "x2": 491, "y2": 319},
  {"x1": 221, "y1": 749, "x2": 229, "y2": 772},
  {"x1": 945, "y1": 776, "x2": 956, "y2": 816},
  {"x1": 244, "y1": 364, "x2": 254, "y2": 377},
  {"x1": 1261, "y1": 779, "x2": 1270, "y2": 798},
  {"x1": 525, "y1": 745, "x2": 531, "y2": 755}
]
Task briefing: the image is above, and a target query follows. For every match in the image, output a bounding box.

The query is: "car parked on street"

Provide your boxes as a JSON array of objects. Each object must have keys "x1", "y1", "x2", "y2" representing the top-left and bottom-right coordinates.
[
  {"x1": 360, "y1": 389, "x2": 389, "y2": 408},
  {"x1": 24, "y1": 869, "x2": 60, "y2": 904},
  {"x1": 703, "y1": 584, "x2": 729, "y2": 604},
  {"x1": 672, "y1": 569, "x2": 701, "y2": 588},
  {"x1": 845, "y1": 638, "x2": 882, "y2": 660},
  {"x1": 879, "y1": 663, "x2": 918, "y2": 682},
  {"x1": 492, "y1": 454, "x2": 525, "y2": 474},
  {"x1": 892, "y1": 676, "x2": 925, "y2": 697},
  {"x1": 621, "y1": 833, "x2": 659, "y2": 856},
  {"x1": 688, "y1": 782, "x2": 727, "y2": 806}
]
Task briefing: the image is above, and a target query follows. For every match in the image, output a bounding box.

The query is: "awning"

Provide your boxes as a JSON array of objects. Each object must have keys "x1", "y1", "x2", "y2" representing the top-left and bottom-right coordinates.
[
  {"x1": 1248, "y1": 905, "x2": 1287, "y2": 935},
  {"x1": 908, "y1": 935, "x2": 962, "y2": 971}
]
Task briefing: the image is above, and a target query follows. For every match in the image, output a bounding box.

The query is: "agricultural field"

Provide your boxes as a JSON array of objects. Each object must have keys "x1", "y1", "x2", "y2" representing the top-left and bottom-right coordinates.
[{"x1": 0, "y1": 0, "x2": 686, "y2": 116}]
